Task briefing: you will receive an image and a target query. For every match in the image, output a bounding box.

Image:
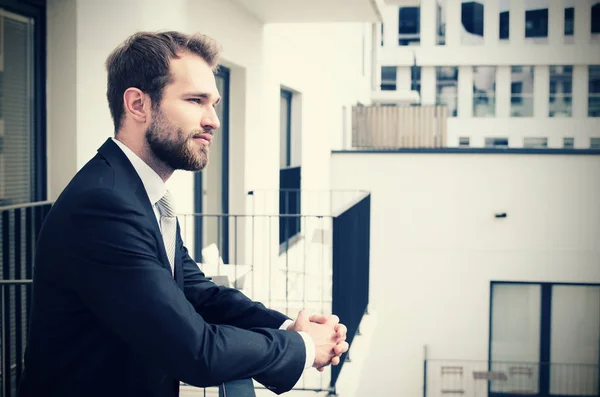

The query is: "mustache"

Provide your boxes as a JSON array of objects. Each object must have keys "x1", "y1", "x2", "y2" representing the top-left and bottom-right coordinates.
[{"x1": 190, "y1": 130, "x2": 213, "y2": 139}]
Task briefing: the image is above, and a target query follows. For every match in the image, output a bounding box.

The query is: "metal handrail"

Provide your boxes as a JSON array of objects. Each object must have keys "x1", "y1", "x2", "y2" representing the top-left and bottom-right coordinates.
[{"x1": 0, "y1": 201, "x2": 53, "y2": 212}]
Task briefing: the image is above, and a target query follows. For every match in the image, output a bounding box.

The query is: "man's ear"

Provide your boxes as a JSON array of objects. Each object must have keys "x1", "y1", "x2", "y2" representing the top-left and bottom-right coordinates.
[{"x1": 123, "y1": 88, "x2": 149, "y2": 124}]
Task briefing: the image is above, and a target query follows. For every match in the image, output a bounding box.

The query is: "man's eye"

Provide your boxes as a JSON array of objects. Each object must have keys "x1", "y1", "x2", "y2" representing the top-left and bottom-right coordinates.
[{"x1": 188, "y1": 98, "x2": 202, "y2": 104}]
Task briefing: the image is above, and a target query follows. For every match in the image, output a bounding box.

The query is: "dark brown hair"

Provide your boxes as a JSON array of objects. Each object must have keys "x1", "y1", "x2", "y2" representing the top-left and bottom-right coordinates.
[{"x1": 105, "y1": 31, "x2": 221, "y2": 132}]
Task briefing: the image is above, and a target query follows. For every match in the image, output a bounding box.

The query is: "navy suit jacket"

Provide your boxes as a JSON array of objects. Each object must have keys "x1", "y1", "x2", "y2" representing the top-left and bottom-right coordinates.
[{"x1": 18, "y1": 139, "x2": 305, "y2": 397}]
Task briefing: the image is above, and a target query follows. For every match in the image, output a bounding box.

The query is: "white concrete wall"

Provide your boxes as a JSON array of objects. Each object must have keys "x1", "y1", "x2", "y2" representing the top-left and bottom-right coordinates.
[{"x1": 331, "y1": 151, "x2": 600, "y2": 396}]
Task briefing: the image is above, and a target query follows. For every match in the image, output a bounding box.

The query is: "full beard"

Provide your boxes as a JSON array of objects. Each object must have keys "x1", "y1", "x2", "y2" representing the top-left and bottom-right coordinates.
[{"x1": 145, "y1": 111, "x2": 209, "y2": 172}]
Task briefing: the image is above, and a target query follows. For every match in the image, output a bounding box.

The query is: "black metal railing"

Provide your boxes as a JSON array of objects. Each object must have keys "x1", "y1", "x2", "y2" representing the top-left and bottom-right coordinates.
[
  {"x1": 423, "y1": 358, "x2": 599, "y2": 397},
  {"x1": 330, "y1": 193, "x2": 371, "y2": 388},
  {"x1": 1, "y1": 193, "x2": 371, "y2": 395},
  {"x1": 0, "y1": 280, "x2": 33, "y2": 397},
  {"x1": 1, "y1": 202, "x2": 52, "y2": 397}
]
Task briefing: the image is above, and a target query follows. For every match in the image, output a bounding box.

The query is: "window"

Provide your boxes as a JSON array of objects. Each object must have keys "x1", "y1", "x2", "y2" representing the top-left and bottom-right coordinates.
[
  {"x1": 525, "y1": 10, "x2": 549, "y2": 39},
  {"x1": 563, "y1": 137, "x2": 574, "y2": 148},
  {"x1": 549, "y1": 66, "x2": 573, "y2": 117},
  {"x1": 564, "y1": 7, "x2": 574, "y2": 43},
  {"x1": 491, "y1": 282, "x2": 600, "y2": 395},
  {"x1": 591, "y1": 137, "x2": 600, "y2": 148},
  {"x1": 499, "y1": 10, "x2": 510, "y2": 40},
  {"x1": 458, "y1": 137, "x2": 470, "y2": 147},
  {"x1": 381, "y1": 66, "x2": 397, "y2": 91},
  {"x1": 398, "y1": 7, "x2": 420, "y2": 46},
  {"x1": 589, "y1": 65, "x2": 600, "y2": 117},
  {"x1": 436, "y1": 67, "x2": 458, "y2": 117},
  {"x1": 592, "y1": 1, "x2": 600, "y2": 41},
  {"x1": 524, "y1": 137, "x2": 548, "y2": 148},
  {"x1": 485, "y1": 137, "x2": 509, "y2": 148},
  {"x1": 473, "y1": 66, "x2": 496, "y2": 117},
  {"x1": 461, "y1": 1, "x2": 484, "y2": 44},
  {"x1": 511, "y1": 66, "x2": 534, "y2": 117},
  {"x1": 437, "y1": 0, "x2": 446, "y2": 45},
  {"x1": 279, "y1": 89, "x2": 301, "y2": 246},
  {"x1": 411, "y1": 65, "x2": 421, "y2": 97},
  {"x1": 0, "y1": 7, "x2": 45, "y2": 206}
]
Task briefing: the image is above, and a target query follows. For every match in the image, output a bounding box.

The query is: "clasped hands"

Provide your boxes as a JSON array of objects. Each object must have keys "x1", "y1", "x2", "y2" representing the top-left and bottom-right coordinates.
[{"x1": 287, "y1": 310, "x2": 348, "y2": 372}]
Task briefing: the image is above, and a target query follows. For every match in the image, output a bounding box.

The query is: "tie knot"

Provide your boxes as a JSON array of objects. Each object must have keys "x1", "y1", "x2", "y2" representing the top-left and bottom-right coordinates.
[{"x1": 157, "y1": 191, "x2": 176, "y2": 218}]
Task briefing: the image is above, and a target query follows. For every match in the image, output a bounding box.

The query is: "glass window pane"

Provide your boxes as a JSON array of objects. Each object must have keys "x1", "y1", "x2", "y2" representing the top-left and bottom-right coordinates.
[
  {"x1": 511, "y1": 66, "x2": 534, "y2": 117},
  {"x1": 525, "y1": 0, "x2": 549, "y2": 43},
  {"x1": 437, "y1": 0, "x2": 446, "y2": 45},
  {"x1": 524, "y1": 137, "x2": 548, "y2": 148},
  {"x1": 473, "y1": 66, "x2": 496, "y2": 117},
  {"x1": 550, "y1": 285, "x2": 600, "y2": 396},
  {"x1": 0, "y1": 11, "x2": 35, "y2": 206},
  {"x1": 280, "y1": 91, "x2": 292, "y2": 168},
  {"x1": 549, "y1": 66, "x2": 573, "y2": 117},
  {"x1": 592, "y1": 2, "x2": 600, "y2": 42},
  {"x1": 398, "y1": 7, "x2": 420, "y2": 46},
  {"x1": 491, "y1": 284, "x2": 541, "y2": 393},
  {"x1": 563, "y1": 137, "x2": 575, "y2": 148},
  {"x1": 565, "y1": 7, "x2": 574, "y2": 42},
  {"x1": 381, "y1": 66, "x2": 397, "y2": 91},
  {"x1": 461, "y1": 0, "x2": 484, "y2": 45},
  {"x1": 589, "y1": 65, "x2": 600, "y2": 117},
  {"x1": 436, "y1": 67, "x2": 458, "y2": 117}
]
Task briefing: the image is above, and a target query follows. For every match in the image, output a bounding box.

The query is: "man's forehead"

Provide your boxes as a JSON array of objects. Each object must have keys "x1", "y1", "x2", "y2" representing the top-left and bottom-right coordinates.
[{"x1": 168, "y1": 54, "x2": 218, "y2": 92}]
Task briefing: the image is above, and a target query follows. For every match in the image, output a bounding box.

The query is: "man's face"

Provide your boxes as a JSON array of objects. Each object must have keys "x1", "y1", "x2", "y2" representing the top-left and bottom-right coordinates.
[{"x1": 145, "y1": 53, "x2": 221, "y2": 171}]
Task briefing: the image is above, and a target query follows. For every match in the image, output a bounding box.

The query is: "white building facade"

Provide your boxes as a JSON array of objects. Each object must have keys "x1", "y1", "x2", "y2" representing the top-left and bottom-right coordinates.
[{"x1": 375, "y1": 0, "x2": 600, "y2": 149}]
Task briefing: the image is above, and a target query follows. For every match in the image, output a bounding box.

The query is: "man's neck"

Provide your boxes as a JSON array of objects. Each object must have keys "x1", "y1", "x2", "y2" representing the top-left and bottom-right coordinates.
[{"x1": 114, "y1": 134, "x2": 174, "y2": 182}]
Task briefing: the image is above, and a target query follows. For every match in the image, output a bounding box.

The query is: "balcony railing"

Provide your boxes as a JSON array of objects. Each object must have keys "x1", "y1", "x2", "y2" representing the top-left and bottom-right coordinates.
[
  {"x1": 351, "y1": 105, "x2": 448, "y2": 149},
  {"x1": 1, "y1": 191, "x2": 371, "y2": 396},
  {"x1": 424, "y1": 358, "x2": 599, "y2": 397}
]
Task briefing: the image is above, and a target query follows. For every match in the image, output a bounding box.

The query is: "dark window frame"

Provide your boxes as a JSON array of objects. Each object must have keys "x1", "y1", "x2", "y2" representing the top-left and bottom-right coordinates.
[
  {"x1": 0, "y1": 0, "x2": 47, "y2": 204},
  {"x1": 489, "y1": 281, "x2": 600, "y2": 397}
]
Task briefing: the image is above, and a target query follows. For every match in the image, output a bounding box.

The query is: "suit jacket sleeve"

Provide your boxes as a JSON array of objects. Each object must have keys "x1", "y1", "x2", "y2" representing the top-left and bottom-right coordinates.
[
  {"x1": 61, "y1": 188, "x2": 305, "y2": 393},
  {"x1": 179, "y1": 236, "x2": 290, "y2": 330}
]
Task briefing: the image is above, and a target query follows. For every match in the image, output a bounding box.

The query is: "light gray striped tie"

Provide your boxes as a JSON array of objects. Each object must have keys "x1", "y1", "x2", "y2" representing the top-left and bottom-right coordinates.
[{"x1": 157, "y1": 191, "x2": 176, "y2": 277}]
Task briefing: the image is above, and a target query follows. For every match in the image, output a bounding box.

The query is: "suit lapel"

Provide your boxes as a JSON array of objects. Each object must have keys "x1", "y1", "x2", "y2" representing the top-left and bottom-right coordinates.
[{"x1": 98, "y1": 138, "x2": 173, "y2": 275}]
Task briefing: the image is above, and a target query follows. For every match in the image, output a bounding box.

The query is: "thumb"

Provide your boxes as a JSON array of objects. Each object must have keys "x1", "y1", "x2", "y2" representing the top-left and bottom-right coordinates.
[{"x1": 296, "y1": 310, "x2": 310, "y2": 328}]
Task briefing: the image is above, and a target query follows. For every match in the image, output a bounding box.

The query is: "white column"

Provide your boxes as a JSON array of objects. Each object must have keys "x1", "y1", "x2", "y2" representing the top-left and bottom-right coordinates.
[
  {"x1": 572, "y1": 65, "x2": 589, "y2": 118},
  {"x1": 485, "y1": 0, "x2": 500, "y2": 46},
  {"x1": 421, "y1": 0, "x2": 437, "y2": 47},
  {"x1": 458, "y1": 66, "x2": 473, "y2": 117},
  {"x1": 383, "y1": 5, "x2": 398, "y2": 48},
  {"x1": 496, "y1": 66, "x2": 511, "y2": 117},
  {"x1": 445, "y1": 0, "x2": 461, "y2": 46},
  {"x1": 574, "y1": 0, "x2": 592, "y2": 44},
  {"x1": 509, "y1": 0, "x2": 525, "y2": 45},
  {"x1": 534, "y1": 66, "x2": 549, "y2": 118},
  {"x1": 548, "y1": 0, "x2": 564, "y2": 45},
  {"x1": 421, "y1": 66, "x2": 437, "y2": 105},
  {"x1": 372, "y1": 23, "x2": 381, "y2": 91},
  {"x1": 397, "y1": 66, "x2": 412, "y2": 91}
]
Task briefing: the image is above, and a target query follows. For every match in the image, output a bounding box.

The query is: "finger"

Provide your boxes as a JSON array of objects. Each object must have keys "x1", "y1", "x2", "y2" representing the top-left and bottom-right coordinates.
[
  {"x1": 309, "y1": 314, "x2": 329, "y2": 324},
  {"x1": 331, "y1": 356, "x2": 340, "y2": 366},
  {"x1": 317, "y1": 367, "x2": 325, "y2": 372},
  {"x1": 335, "y1": 324, "x2": 347, "y2": 339},
  {"x1": 334, "y1": 342, "x2": 349, "y2": 356},
  {"x1": 326, "y1": 314, "x2": 340, "y2": 326}
]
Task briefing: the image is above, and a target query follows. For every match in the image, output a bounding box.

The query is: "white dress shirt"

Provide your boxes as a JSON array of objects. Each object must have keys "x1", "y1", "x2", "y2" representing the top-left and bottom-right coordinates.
[{"x1": 111, "y1": 138, "x2": 314, "y2": 370}]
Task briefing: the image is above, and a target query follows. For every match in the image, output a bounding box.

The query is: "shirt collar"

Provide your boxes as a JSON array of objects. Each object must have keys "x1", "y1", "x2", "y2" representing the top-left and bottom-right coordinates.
[{"x1": 111, "y1": 137, "x2": 166, "y2": 206}]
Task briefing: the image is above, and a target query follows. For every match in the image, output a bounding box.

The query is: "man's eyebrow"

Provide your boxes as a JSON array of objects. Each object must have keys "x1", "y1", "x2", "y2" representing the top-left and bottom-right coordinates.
[{"x1": 185, "y1": 92, "x2": 221, "y2": 104}]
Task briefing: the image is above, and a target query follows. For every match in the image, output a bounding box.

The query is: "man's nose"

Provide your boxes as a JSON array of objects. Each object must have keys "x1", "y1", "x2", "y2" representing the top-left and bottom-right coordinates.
[{"x1": 201, "y1": 107, "x2": 220, "y2": 131}]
